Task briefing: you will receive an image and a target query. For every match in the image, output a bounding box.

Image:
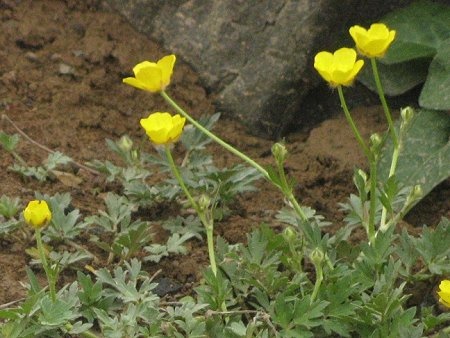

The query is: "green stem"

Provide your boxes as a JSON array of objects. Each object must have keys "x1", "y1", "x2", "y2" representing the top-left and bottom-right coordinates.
[
  {"x1": 310, "y1": 264, "x2": 323, "y2": 305},
  {"x1": 368, "y1": 160, "x2": 377, "y2": 244},
  {"x1": 379, "y1": 144, "x2": 400, "y2": 229},
  {"x1": 161, "y1": 91, "x2": 269, "y2": 180},
  {"x1": 277, "y1": 158, "x2": 308, "y2": 222},
  {"x1": 337, "y1": 86, "x2": 371, "y2": 160},
  {"x1": 164, "y1": 145, "x2": 218, "y2": 277},
  {"x1": 371, "y1": 58, "x2": 400, "y2": 231},
  {"x1": 11, "y1": 151, "x2": 28, "y2": 167},
  {"x1": 338, "y1": 86, "x2": 377, "y2": 244},
  {"x1": 162, "y1": 90, "x2": 310, "y2": 224},
  {"x1": 370, "y1": 58, "x2": 398, "y2": 148},
  {"x1": 164, "y1": 145, "x2": 199, "y2": 215},
  {"x1": 205, "y1": 223, "x2": 218, "y2": 278},
  {"x1": 287, "y1": 193, "x2": 308, "y2": 223},
  {"x1": 36, "y1": 229, "x2": 56, "y2": 302}
]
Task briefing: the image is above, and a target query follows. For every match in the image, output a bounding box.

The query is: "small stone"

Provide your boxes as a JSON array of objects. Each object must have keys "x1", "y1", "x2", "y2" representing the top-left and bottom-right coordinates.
[
  {"x1": 50, "y1": 53, "x2": 62, "y2": 61},
  {"x1": 25, "y1": 52, "x2": 39, "y2": 62},
  {"x1": 58, "y1": 63, "x2": 75, "y2": 75}
]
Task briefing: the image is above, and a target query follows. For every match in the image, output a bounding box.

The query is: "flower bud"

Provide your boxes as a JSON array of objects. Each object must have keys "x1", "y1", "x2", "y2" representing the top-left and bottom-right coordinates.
[
  {"x1": 131, "y1": 149, "x2": 139, "y2": 161},
  {"x1": 400, "y1": 106, "x2": 414, "y2": 130},
  {"x1": 272, "y1": 142, "x2": 288, "y2": 163},
  {"x1": 411, "y1": 185, "x2": 423, "y2": 200},
  {"x1": 118, "y1": 135, "x2": 133, "y2": 152},
  {"x1": 356, "y1": 169, "x2": 368, "y2": 182},
  {"x1": 309, "y1": 247, "x2": 325, "y2": 267},
  {"x1": 198, "y1": 194, "x2": 211, "y2": 211},
  {"x1": 23, "y1": 200, "x2": 52, "y2": 230},
  {"x1": 370, "y1": 133, "x2": 382, "y2": 148},
  {"x1": 283, "y1": 226, "x2": 297, "y2": 243}
]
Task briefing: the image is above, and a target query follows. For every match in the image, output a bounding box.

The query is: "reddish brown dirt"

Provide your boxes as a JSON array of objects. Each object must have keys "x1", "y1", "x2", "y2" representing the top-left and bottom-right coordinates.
[{"x1": 0, "y1": 0, "x2": 448, "y2": 306}]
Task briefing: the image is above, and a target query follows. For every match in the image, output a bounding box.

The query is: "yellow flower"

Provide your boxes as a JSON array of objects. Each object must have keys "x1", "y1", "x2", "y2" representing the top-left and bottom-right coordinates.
[
  {"x1": 438, "y1": 280, "x2": 450, "y2": 308},
  {"x1": 314, "y1": 48, "x2": 364, "y2": 87},
  {"x1": 23, "y1": 200, "x2": 52, "y2": 229},
  {"x1": 123, "y1": 54, "x2": 176, "y2": 93},
  {"x1": 140, "y1": 112, "x2": 186, "y2": 145},
  {"x1": 349, "y1": 23, "x2": 396, "y2": 58}
]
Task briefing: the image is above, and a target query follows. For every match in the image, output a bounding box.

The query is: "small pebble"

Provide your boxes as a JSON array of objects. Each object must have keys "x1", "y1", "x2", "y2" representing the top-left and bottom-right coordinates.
[
  {"x1": 59, "y1": 63, "x2": 75, "y2": 75},
  {"x1": 25, "y1": 51, "x2": 39, "y2": 62}
]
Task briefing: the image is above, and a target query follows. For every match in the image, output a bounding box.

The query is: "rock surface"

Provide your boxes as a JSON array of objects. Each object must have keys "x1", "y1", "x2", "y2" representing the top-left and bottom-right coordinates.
[{"x1": 106, "y1": 0, "x2": 416, "y2": 138}]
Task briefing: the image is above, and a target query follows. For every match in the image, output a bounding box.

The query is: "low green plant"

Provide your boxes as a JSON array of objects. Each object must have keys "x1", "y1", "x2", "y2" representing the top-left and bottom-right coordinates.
[{"x1": 1, "y1": 7, "x2": 449, "y2": 337}]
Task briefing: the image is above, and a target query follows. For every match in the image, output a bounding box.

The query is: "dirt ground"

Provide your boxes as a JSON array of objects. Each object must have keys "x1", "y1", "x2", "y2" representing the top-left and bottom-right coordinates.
[{"x1": 0, "y1": 1, "x2": 449, "y2": 306}]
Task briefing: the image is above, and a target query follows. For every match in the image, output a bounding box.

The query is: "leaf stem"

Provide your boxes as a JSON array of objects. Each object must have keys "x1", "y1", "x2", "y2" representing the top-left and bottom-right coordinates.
[{"x1": 2, "y1": 114, "x2": 100, "y2": 175}]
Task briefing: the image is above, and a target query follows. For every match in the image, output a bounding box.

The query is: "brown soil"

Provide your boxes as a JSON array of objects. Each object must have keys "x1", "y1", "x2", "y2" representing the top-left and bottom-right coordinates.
[{"x1": 0, "y1": 0, "x2": 449, "y2": 307}]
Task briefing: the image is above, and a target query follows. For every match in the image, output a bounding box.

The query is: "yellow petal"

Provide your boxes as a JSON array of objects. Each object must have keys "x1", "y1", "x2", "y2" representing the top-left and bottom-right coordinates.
[
  {"x1": 123, "y1": 77, "x2": 149, "y2": 91},
  {"x1": 349, "y1": 25, "x2": 369, "y2": 49},
  {"x1": 140, "y1": 112, "x2": 184, "y2": 145},
  {"x1": 168, "y1": 115, "x2": 186, "y2": 141},
  {"x1": 334, "y1": 48, "x2": 357, "y2": 70},
  {"x1": 157, "y1": 54, "x2": 176, "y2": 89},
  {"x1": 132, "y1": 61, "x2": 157, "y2": 75},
  {"x1": 314, "y1": 51, "x2": 334, "y2": 83},
  {"x1": 134, "y1": 64, "x2": 163, "y2": 92}
]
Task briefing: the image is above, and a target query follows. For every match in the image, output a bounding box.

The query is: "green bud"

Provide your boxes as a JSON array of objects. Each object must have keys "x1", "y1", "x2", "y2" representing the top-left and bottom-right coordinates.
[
  {"x1": 283, "y1": 226, "x2": 297, "y2": 242},
  {"x1": 198, "y1": 194, "x2": 211, "y2": 210},
  {"x1": 309, "y1": 247, "x2": 325, "y2": 267},
  {"x1": 271, "y1": 142, "x2": 288, "y2": 163},
  {"x1": 131, "y1": 149, "x2": 139, "y2": 161},
  {"x1": 412, "y1": 184, "x2": 423, "y2": 200},
  {"x1": 118, "y1": 135, "x2": 133, "y2": 152},
  {"x1": 356, "y1": 169, "x2": 367, "y2": 182},
  {"x1": 400, "y1": 106, "x2": 414, "y2": 127},
  {"x1": 370, "y1": 133, "x2": 382, "y2": 148}
]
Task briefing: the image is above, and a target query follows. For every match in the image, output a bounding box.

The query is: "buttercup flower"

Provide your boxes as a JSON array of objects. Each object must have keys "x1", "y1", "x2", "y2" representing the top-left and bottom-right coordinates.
[
  {"x1": 123, "y1": 54, "x2": 176, "y2": 93},
  {"x1": 438, "y1": 280, "x2": 450, "y2": 308},
  {"x1": 349, "y1": 23, "x2": 396, "y2": 58},
  {"x1": 314, "y1": 48, "x2": 364, "y2": 87},
  {"x1": 23, "y1": 200, "x2": 52, "y2": 229},
  {"x1": 140, "y1": 112, "x2": 186, "y2": 145}
]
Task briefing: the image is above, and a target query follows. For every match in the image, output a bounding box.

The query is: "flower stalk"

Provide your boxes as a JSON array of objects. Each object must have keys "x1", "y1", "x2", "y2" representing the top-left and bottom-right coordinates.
[
  {"x1": 160, "y1": 91, "x2": 269, "y2": 181},
  {"x1": 337, "y1": 86, "x2": 377, "y2": 243},
  {"x1": 370, "y1": 58, "x2": 400, "y2": 231},
  {"x1": 164, "y1": 144, "x2": 218, "y2": 276},
  {"x1": 35, "y1": 229, "x2": 57, "y2": 302}
]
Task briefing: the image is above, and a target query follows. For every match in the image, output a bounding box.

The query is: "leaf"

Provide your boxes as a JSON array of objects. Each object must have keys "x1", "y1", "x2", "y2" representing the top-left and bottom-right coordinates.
[
  {"x1": 357, "y1": 0, "x2": 450, "y2": 105},
  {"x1": 382, "y1": 1, "x2": 450, "y2": 64},
  {"x1": 419, "y1": 39, "x2": 450, "y2": 110},
  {"x1": 378, "y1": 109, "x2": 450, "y2": 200},
  {"x1": 357, "y1": 58, "x2": 430, "y2": 96},
  {"x1": 0, "y1": 131, "x2": 20, "y2": 152},
  {"x1": 44, "y1": 151, "x2": 72, "y2": 170}
]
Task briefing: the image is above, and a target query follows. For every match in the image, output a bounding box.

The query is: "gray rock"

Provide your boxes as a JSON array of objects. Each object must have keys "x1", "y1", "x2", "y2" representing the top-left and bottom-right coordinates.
[{"x1": 106, "y1": 0, "x2": 417, "y2": 138}]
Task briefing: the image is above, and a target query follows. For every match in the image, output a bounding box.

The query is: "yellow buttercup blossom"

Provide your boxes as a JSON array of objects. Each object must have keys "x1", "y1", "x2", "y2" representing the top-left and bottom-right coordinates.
[
  {"x1": 23, "y1": 200, "x2": 52, "y2": 229},
  {"x1": 438, "y1": 280, "x2": 450, "y2": 308},
  {"x1": 140, "y1": 112, "x2": 186, "y2": 145},
  {"x1": 123, "y1": 55, "x2": 176, "y2": 93},
  {"x1": 314, "y1": 48, "x2": 364, "y2": 87},
  {"x1": 349, "y1": 23, "x2": 396, "y2": 58}
]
